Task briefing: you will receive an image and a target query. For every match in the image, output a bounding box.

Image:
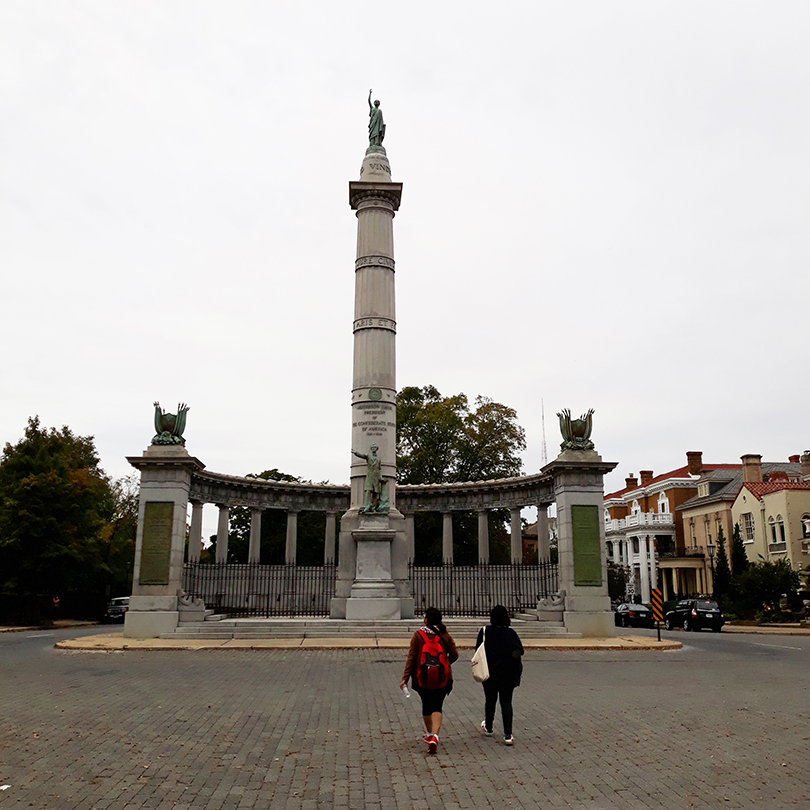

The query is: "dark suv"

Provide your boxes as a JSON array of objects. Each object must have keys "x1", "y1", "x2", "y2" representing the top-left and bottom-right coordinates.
[{"x1": 664, "y1": 599, "x2": 724, "y2": 632}]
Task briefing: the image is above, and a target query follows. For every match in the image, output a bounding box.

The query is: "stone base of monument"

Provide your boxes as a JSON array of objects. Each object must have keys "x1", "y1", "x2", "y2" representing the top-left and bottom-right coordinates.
[
  {"x1": 563, "y1": 596, "x2": 616, "y2": 637},
  {"x1": 330, "y1": 510, "x2": 414, "y2": 620},
  {"x1": 124, "y1": 596, "x2": 179, "y2": 638}
]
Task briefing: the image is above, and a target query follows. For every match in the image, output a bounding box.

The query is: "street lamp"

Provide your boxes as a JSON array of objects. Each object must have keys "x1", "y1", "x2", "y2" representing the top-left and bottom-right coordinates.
[{"x1": 707, "y1": 542, "x2": 715, "y2": 597}]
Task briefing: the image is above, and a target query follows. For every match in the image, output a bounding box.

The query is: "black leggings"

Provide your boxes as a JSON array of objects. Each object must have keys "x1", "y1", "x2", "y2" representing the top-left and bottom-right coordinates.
[
  {"x1": 483, "y1": 678, "x2": 515, "y2": 737},
  {"x1": 414, "y1": 685, "x2": 450, "y2": 716}
]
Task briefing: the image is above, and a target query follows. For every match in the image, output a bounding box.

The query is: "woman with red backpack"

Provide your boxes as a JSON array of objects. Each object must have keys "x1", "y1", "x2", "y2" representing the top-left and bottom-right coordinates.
[{"x1": 400, "y1": 607, "x2": 459, "y2": 755}]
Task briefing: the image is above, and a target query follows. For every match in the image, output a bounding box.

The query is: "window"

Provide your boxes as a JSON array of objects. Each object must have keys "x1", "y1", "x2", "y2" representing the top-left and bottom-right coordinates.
[
  {"x1": 802, "y1": 515, "x2": 810, "y2": 539},
  {"x1": 705, "y1": 520, "x2": 712, "y2": 547},
  {"x1": 632, "y1": 538, "x2": 639, "y2": 554},
  {"x1": 658, "y1": 492, "x2": 669, "y2": 514},
  {"x1": 690, "y1": 522, "x2": 697, "y2": 547},
  {"x1": 769, "y1": 517, "x2": 777, "y2": 543},
  {"x1": 698, "y1": 482, "x2": 709, "y2": 497},
  {"x1": 777, "y1": 515, "x2": 785, "y2": 543},
  {"x1": 631, "y1": 500, "x2": 640, "y2": 515},
  {"x1": 742, "y1": 513, "x2": 755, "y2": 542}
]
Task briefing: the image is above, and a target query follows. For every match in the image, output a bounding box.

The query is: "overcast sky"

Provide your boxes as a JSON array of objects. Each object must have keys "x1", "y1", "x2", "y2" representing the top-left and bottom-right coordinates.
[{"x1": 2, "y1": 2, "x2": 809, "y2": 528}]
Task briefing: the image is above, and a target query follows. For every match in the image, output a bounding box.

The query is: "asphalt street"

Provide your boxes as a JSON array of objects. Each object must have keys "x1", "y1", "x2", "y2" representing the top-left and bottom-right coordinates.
[{"x1": 2, "y1": 626, "x2": 809, "y2": 809}]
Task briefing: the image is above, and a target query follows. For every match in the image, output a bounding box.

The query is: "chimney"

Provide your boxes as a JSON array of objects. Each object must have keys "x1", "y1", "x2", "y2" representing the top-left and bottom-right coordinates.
[
  {"x1": 801, "y1": 451, "x2": 810, "y2": 477},
  {"x1": 625, "y1": 474, "x2": 638, "y2": 491},
  {"x1": 686, "y1": 451, "x2": 703, "y2": 475},
  {"x1": 788, "y1": 455, "x2": 800, "y2": 464},
  {"x1": 741, "y1": 454, "x2": 763, "y2": 483},
  {"x1": 639, "y1": 470, "x2": 654, "y2": 487}
]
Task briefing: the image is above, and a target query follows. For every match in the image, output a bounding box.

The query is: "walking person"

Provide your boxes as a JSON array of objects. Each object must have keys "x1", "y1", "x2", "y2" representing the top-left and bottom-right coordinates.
[
  {"x1": 400, "y1": 607, "x2": 459, "y2": 755},
  {"x1": 475, "y1": 604, "x2": 524, "y2": 745}
]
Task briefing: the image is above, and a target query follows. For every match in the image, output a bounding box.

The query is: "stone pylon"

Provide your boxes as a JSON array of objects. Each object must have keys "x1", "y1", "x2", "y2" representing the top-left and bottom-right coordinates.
[{"x1": 330, "y1": 146, "x2": 414, "y2": 620}]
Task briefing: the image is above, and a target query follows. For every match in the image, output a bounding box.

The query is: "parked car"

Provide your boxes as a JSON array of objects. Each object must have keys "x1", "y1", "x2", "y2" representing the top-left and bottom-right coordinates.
[
  {"x1": 664, "y1": 599, "x2": 724, "y2": 632},
  {"x1": 102, "y1": 596, "x2": 130, "y2": 623},
  {"x1": 614, "y1": 603, "x2": 656, "y2": 628}
]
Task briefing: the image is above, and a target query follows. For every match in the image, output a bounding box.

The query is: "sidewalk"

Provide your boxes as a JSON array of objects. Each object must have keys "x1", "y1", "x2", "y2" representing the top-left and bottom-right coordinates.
[
  {"x1": 0, "y1": 619, "x2": 99, "y2": 633},
  {"x1": 55, "y1": 631, "x2": 681, "y2": 652}
]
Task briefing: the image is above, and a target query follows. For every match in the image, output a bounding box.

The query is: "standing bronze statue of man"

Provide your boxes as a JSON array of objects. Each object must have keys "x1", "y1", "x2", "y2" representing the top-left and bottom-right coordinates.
[
  {"x1": 352, "y1": 444, "x2": 386, "y2": 513},
  {"x1": 368, "y1": 89, "x2": 385, "y2": 149}
]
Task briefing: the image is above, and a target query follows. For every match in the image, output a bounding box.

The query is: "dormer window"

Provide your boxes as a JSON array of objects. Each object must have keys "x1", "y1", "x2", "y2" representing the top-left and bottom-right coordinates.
[
  {"x1": 658, "y1": 492, "x2": 669, "y2": 514},
  {"x1": 698, "y1": 482, "x2": 709, "y2": 497},
  {"x1": 631, "y1": 500, "x2": 640, "y2": 515}
]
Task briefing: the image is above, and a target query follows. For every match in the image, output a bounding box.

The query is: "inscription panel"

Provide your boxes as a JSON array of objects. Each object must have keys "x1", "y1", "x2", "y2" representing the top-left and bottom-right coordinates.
[
  {"x1": 571, "y1": 505, "x2": 602, "y2": 587},
  {"x1": 353, "y1": 401, "x2": 395, "y2": 438},
  {"x1": 355, "y1": 255, "x2": 395, "y2": 270},
  {"x1": 353, "y1": 317, "x2": 396, "y2": 333},
  {"x1": 140, "y1": 501, "x2": 174, "y2": 585}
]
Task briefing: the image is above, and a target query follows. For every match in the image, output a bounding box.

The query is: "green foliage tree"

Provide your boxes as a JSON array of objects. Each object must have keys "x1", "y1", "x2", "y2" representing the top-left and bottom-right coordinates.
[
  {"x1": 0, "y1": 417, "x2": 136, "y2": 619},
  {"x1": 713, "y1": 525, "x2": 732, "y2": 598},
  {"x1": 730, "y1": 523, "x2": 749, "y2": 575},
  {"x1": 730, "y1": 558, "x2": 800, "y2": 619},
  {"x1": 607, "y1": 561, "x2": 628, "y2": 602},
  {"x1": 396, "y1": 386, "x2": 526, "y2": 564}
]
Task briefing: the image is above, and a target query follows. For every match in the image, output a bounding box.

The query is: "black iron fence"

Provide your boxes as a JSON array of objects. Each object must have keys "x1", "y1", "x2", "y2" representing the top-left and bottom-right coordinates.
[
  {"x1": 182, "y1": 562, "x2": 336, "y2": 618},
  {"x1": 409, "y1": 561, "x2": 559, "y2": 618}
]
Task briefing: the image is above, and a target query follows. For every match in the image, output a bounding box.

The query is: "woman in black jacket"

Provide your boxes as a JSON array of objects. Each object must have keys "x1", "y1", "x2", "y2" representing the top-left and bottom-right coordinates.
[{"x1": 474, "y1": 604, "x2": 524, "y2": 745}]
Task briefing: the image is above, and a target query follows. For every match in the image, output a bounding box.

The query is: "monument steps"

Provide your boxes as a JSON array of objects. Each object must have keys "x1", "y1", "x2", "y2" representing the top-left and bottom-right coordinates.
[{"x1": 162, "y1": 618, "x2": 580, "y2": 640}]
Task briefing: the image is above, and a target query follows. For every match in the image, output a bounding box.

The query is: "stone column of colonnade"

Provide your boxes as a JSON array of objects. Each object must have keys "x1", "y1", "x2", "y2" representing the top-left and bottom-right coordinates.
[
  {"x1": 510, "y1": 508, "x2": 522, "y2": 563},
  {"x1": 216, "y1": 505, "x2": 230, "y2": 564},
  {"x1": 478, "y1": 511, "x2": 489, "y2": 562},
  {"x1": 188, "y1": 501, "x2": 203, "y2": 563},
  {"x1": 331, "y1": 129, "x2": 413, "y2": 620},
  {"x1": 442, "y1": 513, "x2": 453, "y2": 563},
  {"x1": 537, "y1": 506, "x2": 550, "y2": 559}
]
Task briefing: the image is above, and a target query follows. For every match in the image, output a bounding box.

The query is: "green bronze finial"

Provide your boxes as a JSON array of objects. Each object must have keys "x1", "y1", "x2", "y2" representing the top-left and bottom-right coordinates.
[
  {"x1": 152, "y1": 401, "x2": 189, "y2": 446},
  {"x1": 557, "y1": 408, "x2": 595, "y2": 451},
  {"x1": 367, "y1": 89, "x2": 386, "y2": 152}
]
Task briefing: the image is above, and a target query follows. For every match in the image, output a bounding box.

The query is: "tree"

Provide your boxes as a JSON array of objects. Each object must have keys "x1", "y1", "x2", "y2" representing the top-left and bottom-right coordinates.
[
  {"x1": 731, "y1": 559, "x2": 800, "y2": 618},
  {"x1": 0, "y1": 417, "x2": 134, "y2": 618},
  {"x1": 730, "y1": 523, "x2": 749, "y2": 575},
  {"x1": 607, "y1": 561, "x2": 628, "y2": 602},
  {"x1": 396, "y1": 386, "x2": 525, "y2": 485},
  {"x1": 396, "y1": 386, "x2": 526, "y2": 564},
  {"x1": 713, "y1": 525, "x2": 732, "y2": 598}
]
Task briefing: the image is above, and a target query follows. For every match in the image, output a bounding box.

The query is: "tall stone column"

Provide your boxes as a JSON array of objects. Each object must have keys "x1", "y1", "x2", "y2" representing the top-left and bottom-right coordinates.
[
  {"x1": 649, "y1": 538, "x2": 658, "y2": 591},
  {"x1": 285, "y1": 511, "x2": 298, "y2": 565},
  {"x1": 547, "y1": 449, "x2": 617, "y2": 637},
  {"x1": 442, "y1": 513, "x2": 454, "y2": 563},
  {"x1": 510, "y1": 508, "x2": 522, "y2": 563},
  {"x1": 216, "y1": 505, "x2": 230, "y2": 564},
  {"x1": 537, "y1": 506, "x2": 550, "y2": 559},
  {"x1": 124, "y1": 446, "x2": 205, "y2": 638},
  {"x1": 248, "y1": 508, "x2": 262, "y2": 564},
  {"x1": 188, "y1": 500, "x2": 203, "y2": 563},
  {"x1": 331, "y1": 132, "x2": 413, "y2": 620},
  {"x1": 478, "y1": 511, "x2": 489, "y2": 563},
  {"x1": 324, "y1": 513, "x2": 337, "y2": 565}
]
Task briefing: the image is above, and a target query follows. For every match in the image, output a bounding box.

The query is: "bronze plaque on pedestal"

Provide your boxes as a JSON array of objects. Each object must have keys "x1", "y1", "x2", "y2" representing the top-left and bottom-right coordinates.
[
  {"x1": 140, "y1": 501, "x2": 173, "y2": 585},
  {"x1": 572, "y1": 505, "x2": 602, "y2": 586}
]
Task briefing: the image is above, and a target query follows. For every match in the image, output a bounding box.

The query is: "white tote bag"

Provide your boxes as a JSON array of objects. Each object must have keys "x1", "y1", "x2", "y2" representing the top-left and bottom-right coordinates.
[{"x1": 470, "y1": 626, "x2": 490, "y2": 683}]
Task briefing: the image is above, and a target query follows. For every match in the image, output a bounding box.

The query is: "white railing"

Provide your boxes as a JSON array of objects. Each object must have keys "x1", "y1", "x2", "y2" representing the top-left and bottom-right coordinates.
[{"x1": 606, "y1": 512, "x2": 674, "y2": 533}]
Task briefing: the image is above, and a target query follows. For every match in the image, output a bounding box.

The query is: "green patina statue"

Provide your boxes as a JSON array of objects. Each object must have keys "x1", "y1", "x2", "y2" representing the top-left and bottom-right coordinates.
[
  {"x1": 367, "y1": 89, "x2": 385, "y2": 151},
  {"x1": 557, "y1": 408, "x2": 595, "y2": 451},
  {"x1": 152, "y1": 401, "x2": 189, "y2": 446},
  {"x1": 352, "y1": 443, "x2": 389, "y2": 513}
]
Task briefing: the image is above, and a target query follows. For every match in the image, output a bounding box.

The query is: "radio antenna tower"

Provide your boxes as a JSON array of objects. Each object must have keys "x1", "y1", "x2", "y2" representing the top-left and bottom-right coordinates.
[{"x1": 541, "y1": 398, "x2": 548, "y2": 466}]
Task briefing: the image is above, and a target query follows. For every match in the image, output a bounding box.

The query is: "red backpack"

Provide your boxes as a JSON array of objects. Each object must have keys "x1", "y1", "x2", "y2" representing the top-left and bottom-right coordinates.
[{"x1": 416, "y1": 630, "x2": 450, "y2": 689}]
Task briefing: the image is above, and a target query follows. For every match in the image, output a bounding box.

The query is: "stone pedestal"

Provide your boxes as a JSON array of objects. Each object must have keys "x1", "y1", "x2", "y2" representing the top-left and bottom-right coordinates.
[
  {"x1": 124, "y1": 446, "x2": 205, "y2": 638},
  {"x1": 545, "y1": 449, "x2": 617, "y2": 638}
]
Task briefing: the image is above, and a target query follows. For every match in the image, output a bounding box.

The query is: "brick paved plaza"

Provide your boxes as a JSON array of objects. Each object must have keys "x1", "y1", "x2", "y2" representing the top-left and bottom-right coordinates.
[{"x1": 2, "y1": 628, "x2": 808, "y2": 809}]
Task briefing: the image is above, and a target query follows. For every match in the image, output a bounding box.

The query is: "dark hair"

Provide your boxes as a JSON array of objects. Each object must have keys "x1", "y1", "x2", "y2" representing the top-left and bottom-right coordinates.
[
  {"x1": 424, "y1": 606, "x2": 446, "y2": 634},
  {"x1": 490, "y1": 605, "x2": 510, "y2": 627}
]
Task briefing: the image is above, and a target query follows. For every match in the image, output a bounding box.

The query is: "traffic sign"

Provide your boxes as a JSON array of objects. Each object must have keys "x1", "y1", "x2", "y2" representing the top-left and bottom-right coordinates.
[{"x1": 651, "y1": 588, "x2": 663, "y2": 621}]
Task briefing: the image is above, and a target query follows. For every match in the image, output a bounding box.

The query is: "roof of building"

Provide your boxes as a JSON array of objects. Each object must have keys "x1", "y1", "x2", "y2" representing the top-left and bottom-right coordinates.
[
  {"x1": 604, "y1": 464, "x2": 740, "y2": 501},
  {"x1": 740, "y1": 480, "x2": 810, "y2": 499},
  {"x1": 677, "y1": 462, "x2": 803, "y2": 511}
]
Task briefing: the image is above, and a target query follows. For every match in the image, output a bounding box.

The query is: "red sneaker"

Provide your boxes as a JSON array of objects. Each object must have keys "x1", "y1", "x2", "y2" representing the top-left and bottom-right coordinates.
[{"x1": 427, "y1": 734, "x2": 438, "y2": 755}]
